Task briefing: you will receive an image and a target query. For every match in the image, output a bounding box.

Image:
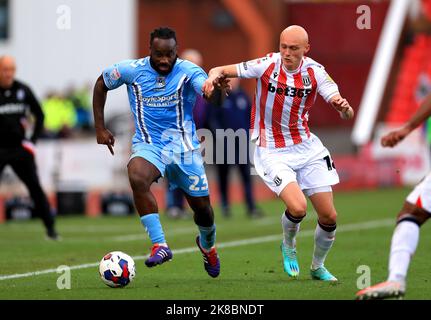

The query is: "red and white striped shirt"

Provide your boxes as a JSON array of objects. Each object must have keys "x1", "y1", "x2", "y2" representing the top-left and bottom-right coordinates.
[{"x1": 237, "y1": 53, "x2": 339, "y2": 148}]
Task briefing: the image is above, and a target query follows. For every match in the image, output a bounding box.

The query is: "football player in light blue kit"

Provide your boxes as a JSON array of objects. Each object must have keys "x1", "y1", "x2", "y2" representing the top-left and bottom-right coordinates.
[{"x1": 93, "y1": 27, "x2": 222, "y2": 278}]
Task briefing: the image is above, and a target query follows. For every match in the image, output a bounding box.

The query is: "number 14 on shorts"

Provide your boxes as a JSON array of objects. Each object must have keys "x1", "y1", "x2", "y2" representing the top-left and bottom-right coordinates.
[
  {"x1": 189, "y1": 175, "x2": 209, "y2": 191},
  {"x1": 323, "y1": 155, "x2": 336, "y2": 171}
]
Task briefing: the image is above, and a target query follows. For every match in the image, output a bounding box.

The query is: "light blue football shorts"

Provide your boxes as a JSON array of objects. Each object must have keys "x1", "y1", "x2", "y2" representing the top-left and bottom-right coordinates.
[{"x1": 130, "y1": 143, "x2": 209, "y2": 197}]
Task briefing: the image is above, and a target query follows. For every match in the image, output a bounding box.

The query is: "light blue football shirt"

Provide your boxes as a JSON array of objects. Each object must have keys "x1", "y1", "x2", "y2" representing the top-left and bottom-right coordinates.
[{"x1": 102, "y1": 57, "x2": 207, "y2": 153}]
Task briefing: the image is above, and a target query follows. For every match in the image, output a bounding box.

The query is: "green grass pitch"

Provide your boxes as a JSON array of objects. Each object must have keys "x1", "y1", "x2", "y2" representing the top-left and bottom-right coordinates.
[{"x1": 1, "y1": 187, "x2": 430, "y2": 300}]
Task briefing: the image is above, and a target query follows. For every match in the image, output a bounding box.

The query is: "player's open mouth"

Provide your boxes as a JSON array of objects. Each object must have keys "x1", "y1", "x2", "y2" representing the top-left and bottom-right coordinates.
[{"x1": 158, "y1": 65, "x2": 169, "y2": 70}]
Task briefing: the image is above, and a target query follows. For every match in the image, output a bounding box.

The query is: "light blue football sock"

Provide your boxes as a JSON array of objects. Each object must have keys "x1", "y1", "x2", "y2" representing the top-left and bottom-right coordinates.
[
  {"x1": 198, "y1": 224, "x2": 216, "y2": 250},
  {"x1": 140, "y1": 214, "x2": 166, "y2": 245}
]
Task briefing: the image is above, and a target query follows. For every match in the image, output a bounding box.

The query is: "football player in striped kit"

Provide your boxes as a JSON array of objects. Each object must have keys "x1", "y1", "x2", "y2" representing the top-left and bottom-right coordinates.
[
  {"x1": 203, "y1": 25, "x2": 353, "y2": 281},
  {"x1": 356, "y1": 93, "x2": 431, "y2": 300}
]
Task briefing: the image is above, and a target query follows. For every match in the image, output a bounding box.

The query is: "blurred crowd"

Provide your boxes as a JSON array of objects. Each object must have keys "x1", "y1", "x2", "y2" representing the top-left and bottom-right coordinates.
[{"x1": 40, "y1": 84, "x2": 93, "y2": 139}]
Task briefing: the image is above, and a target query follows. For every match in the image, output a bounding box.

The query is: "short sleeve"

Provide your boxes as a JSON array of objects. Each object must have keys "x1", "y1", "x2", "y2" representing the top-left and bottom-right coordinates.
[
  {"x1": 182, "y1": 61, "x2": 208, "y2": 96},
  {"x1": 102, "y1": 59, "x2": 137, "y2": 90},
  {"x1": 314, "y1": 66, "x2": 339, "y2": 102},
  {"x1": 236, "y1": 54, "x2": 275, "y2": 79}
]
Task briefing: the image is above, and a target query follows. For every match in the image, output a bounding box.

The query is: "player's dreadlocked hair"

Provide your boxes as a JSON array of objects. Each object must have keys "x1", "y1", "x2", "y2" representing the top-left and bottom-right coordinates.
[{"x1": 150, "y1": 27, "x2": 177, "y2": 45}]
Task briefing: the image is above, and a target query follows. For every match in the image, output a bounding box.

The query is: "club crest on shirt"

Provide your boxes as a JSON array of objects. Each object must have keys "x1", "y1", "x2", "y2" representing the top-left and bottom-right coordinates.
[
  {"x1": 16, "y1": 89, "x2": 25, "y2": 101},
  {"x1": 155, "y1": 76, "x2": 166, "y2": 90},
  {"x1": 302, "y1": 75, "x2": 311, "y2": 86},
  {"x1": 273, "y1": 175, "x2": 282, "y2": 187}
]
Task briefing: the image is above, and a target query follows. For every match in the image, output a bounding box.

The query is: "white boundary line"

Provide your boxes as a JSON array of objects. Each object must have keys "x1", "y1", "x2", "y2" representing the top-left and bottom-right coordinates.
[{"x1": 0, "y1": 218, "x2": 394, "y2": 281}]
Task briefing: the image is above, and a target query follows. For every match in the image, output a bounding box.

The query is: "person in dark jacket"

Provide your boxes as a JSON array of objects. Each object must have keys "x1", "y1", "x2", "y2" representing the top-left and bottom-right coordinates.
[
  {"x1": 0, "y1": 55, "x2": 59, "y2": 240},
  {"x1": 207, "y1": 78, "x2": 263, "y2": 218}
]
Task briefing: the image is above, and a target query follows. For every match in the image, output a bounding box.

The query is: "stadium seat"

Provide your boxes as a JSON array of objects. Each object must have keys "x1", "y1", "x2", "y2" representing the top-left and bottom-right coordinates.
[
  {"x1": 385, "y1": 34, "x2": 431, "y2": 124},
  {"x1": 422, "y1": 0, "x2": 431, "y2": 22}
]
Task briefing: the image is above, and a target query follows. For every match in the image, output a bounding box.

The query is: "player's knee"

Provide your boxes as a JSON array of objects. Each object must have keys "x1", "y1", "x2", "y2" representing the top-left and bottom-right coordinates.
[
  {"x1": 396, "y1": 211, "x2": 428, "y2": 226},
  {"x1": 128, "y1": 170, "x2": 152, "y2": 192},
  {"x1": 318, "y1": 212, "x2": 337, "y2": 225},
  {"x1": 287, "y1": 202, "x2": 307, "y2": 217}
]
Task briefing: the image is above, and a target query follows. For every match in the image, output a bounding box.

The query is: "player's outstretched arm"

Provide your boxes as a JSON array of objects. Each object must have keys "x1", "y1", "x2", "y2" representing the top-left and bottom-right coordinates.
[
  {"x1": 381, "y1": 93, "x2": 431, "y2": 148},
  {"x1": 329, "y1": 94, "x2": 354, "y2": 120},
  {"x1": 203, "y1": 64, "x2": 238, "y2": 98},
  {"x1": 93, "y1": 74, "x2": 115, "y2": 155}
]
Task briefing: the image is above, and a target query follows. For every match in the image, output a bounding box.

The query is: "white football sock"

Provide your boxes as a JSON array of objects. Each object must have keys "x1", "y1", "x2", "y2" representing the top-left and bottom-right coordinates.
[
  {"x1": 312, "y1": 223, "x2": 336, "y2": 270},
  {"x1": 281, "y1": 212, "x2": 302, "y2": 249},
  {"x1": 388, "y1": 220, "x2": 419, "y2": 285}
]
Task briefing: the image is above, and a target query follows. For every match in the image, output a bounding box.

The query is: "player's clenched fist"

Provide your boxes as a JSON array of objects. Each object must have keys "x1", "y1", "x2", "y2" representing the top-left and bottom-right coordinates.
[
  {"x1": 381, "y1": 127, "x2": 410, "y2": 148},
  {"x1": 203, "y1": 74, "x2": 223, "y2": 98},
  {"x1": 330, "y1": 97, "x2": 354, "y2": 120}
]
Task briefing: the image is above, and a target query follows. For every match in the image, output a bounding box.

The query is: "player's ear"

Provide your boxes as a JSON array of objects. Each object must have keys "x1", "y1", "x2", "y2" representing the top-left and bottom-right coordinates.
[
  {"x1": 304, "y1": 44, "x2": 310, "y2": 54},
  {"x1": 149, "y1": 40, "x2": 154, "y2": 54}
]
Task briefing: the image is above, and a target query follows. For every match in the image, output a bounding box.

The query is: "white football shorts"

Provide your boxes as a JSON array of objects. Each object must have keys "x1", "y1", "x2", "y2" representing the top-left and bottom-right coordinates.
[
  {"x1": 253, "y1": 133, "x2": 339, "y2": 196},
  {"x1": 406, "y1": 172, "x2": 431, "y2": 213}
]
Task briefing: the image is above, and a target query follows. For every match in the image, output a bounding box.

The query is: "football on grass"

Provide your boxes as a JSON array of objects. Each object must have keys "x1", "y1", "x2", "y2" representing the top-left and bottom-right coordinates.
[{"x1": 99, "y1": 251, "x2": 136, "y2": 288}]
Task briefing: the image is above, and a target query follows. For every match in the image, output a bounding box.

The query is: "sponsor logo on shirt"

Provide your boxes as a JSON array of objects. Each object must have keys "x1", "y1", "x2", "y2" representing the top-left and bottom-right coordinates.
[
  {"x1": 142, "y1": 92, "x2": 180, "y2": 107},
  {"x1": 0, "y1": 103, "x2": 25, "y2": 114},
  {"x1": 268, "y1": 82, "x2": 312, "y2": 98}
]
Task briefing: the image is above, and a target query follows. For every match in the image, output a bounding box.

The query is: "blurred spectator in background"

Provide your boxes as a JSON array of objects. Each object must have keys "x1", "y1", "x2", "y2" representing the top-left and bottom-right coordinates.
[
  {"x1": 165, "y1": 48, "x2": 207, "y2": 219},
  {"x1": 207, "y1": 78, "x2": 263, "y2": 218},
  {"x1": 0, "y1": 55, "x2": 59, "y2": 240},
  {"x1": 66, "y1": 83, "x2": 92, "y2": 132},
  {"x1": 41, "y1": 91, "x2": 77, "y2": 138}
]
